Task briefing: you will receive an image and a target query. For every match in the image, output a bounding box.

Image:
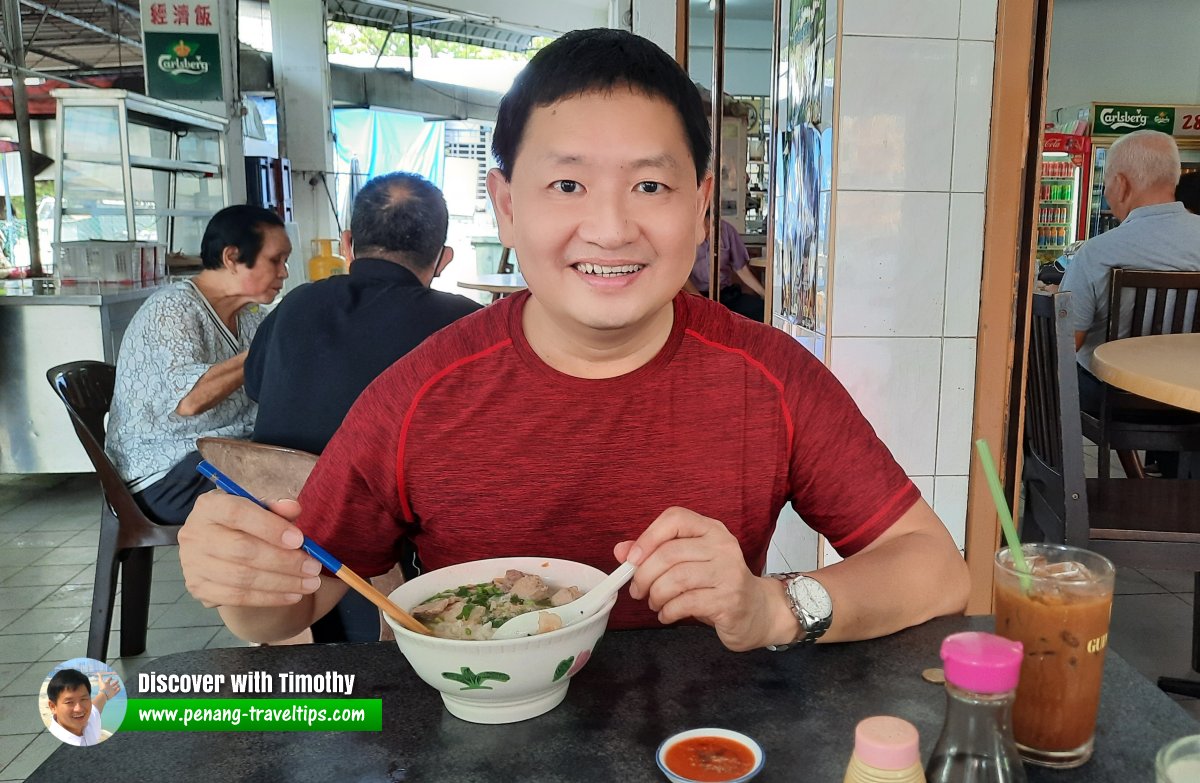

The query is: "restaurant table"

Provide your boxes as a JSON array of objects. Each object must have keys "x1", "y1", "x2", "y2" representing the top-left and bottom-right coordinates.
[
  {"x1": 28, "y1": 616, "x2": 1195, "y2": 782},
  {"x1": 1091, "y1": 333, "x2": 1200, "y2": 413},
  {"x1": 456, "y1": 273, "x2": 527, "y2": 299}
]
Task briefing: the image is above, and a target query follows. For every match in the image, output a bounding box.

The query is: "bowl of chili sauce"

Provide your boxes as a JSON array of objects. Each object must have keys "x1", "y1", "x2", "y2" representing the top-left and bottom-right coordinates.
[{"x1": 656, "y1": 728, "x2": 764, "y2": 783}]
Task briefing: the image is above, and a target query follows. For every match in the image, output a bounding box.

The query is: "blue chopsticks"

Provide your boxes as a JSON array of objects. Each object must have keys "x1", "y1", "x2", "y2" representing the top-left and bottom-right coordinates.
[
  {"x1": 195, "y1": 460, "x2": 340, "y2": 572},
  {"x1": 193, "y1": 460, "x2": 432, "y2": 635}
]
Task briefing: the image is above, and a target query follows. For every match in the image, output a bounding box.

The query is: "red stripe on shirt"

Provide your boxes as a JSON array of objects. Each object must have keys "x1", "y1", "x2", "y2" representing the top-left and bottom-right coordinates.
[
  {"x1": 684, "y1": 328, "x2": 796, "y2": 447},
  {"x1": 395, "y1": 338, "x2": 513, "y2": 520},
  {"x1": 827, "y1": 482, "x2": 921, "y2": 553}
]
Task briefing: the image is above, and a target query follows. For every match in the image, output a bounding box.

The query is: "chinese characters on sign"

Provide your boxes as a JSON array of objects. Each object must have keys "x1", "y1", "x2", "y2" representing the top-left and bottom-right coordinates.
[
  {"x1": 140, "y1": 1, "x2": 222, "y2": 101},
  {"x1": 146, "y1": 4, "x2": 215, "y2": 29}
]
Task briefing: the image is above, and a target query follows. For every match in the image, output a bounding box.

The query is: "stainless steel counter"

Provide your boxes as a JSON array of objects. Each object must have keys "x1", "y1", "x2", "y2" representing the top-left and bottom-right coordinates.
[
  {"x1": 0, "y1": 281, "x2": 163, "y2": 473},
  {"x1": 0, "y1": 279, "x2": 165, "y2": 306}
]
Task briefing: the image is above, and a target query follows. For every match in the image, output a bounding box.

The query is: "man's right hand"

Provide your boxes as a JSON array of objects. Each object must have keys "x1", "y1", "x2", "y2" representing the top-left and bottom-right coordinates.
[{"x1": 179, "y1": 491, "x2": 324, "y2": 608}]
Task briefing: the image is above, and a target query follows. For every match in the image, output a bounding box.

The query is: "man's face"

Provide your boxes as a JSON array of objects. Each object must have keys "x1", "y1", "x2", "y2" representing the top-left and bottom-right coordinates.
[
  {"x1": 488, "y1": 89, "x2": 712, "y2": 334},
  {"x1": 48, "y1": 685, "x2": 92, "y2": 735}
]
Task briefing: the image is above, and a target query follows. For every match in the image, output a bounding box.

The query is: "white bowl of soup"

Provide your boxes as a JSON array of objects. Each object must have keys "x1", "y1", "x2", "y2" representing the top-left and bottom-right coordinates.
[{"x1": 385, "y1": 557, "x2": 617, "y2": 724}]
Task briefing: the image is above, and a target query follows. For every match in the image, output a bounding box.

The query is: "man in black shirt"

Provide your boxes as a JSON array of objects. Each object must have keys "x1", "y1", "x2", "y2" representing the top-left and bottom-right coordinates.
[{"x1": 244, "y1": 171, "x2": 481, "y2": 640}]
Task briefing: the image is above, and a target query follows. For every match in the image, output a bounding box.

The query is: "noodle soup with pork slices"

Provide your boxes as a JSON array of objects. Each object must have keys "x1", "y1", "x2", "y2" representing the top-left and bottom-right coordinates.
[{"x1": 411, "y1": 569, "x2": 584, "y2": 640}]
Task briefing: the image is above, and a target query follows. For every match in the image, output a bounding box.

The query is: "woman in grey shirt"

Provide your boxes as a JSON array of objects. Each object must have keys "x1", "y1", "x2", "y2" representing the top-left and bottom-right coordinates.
[{"x1": 106, "y1": 205, "x2": 291, "y2": 523}]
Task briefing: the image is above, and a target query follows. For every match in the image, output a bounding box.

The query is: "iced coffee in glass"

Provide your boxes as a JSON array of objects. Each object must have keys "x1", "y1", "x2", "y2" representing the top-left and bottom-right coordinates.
[{"x1": 993, "y1": 543, "x2": 1115, "y2": 768}]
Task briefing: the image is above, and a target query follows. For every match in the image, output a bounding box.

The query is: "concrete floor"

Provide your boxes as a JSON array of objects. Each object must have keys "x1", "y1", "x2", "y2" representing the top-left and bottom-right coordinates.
[{"x1": 0, "y1": 470, "x2": 1196, "y2": 780}]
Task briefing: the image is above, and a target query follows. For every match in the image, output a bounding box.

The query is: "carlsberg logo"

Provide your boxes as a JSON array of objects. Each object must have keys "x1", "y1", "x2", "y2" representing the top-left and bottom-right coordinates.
[
  {"x1": 158, "y1": 55, "x2": 208, "y2": 76},
  {"x1": 1100, "y1": 108, "x2": 1147, "y2": 130}
]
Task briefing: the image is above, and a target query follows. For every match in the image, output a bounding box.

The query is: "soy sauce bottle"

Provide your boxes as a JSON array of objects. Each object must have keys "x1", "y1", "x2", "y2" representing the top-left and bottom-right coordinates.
[{"x1": 926, "y1": 632, "x2": 1027, "y2": 783}]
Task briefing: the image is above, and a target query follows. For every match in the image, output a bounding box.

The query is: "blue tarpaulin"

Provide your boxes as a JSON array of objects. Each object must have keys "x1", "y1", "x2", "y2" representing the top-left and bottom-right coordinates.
[{"x1": 333, "y1": 109, "x2": 445, "y2": 187}]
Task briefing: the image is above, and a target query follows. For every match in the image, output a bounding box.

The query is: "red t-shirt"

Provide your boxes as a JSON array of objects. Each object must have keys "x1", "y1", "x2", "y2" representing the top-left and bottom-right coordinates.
[{"x1": 298, "y1": 291, "x2": 919, "y2": 629}]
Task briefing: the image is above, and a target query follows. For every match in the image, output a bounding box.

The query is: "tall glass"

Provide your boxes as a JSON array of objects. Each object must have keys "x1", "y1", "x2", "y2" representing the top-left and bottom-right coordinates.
[{"x1": 993, "y1": 543, "x2": 1115, "y2": 768}]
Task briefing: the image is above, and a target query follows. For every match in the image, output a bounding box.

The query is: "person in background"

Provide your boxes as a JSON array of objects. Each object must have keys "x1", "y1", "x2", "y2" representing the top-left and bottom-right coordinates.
[
  {"x1": 180, "y1": 29, "x2": 968, "y2": 652},
  {"x1": 1176, "y1": 169, "x2": 1200, "y2": 214},
  {"x1": 685, "y1": 208, "x2": 766, "y2": 321},
  {"x1": 45, "y1": 669, "x2": 121, "y2": 747},
  {"x1": 1060, "y1": 130, "x2": 1200, "y2": 477},
  {"x1": 243, "y1": 172, "x2": 481, "y2": 641},
  {"x1": 107, "y1": 205, "x2": 289, "y2": 524}
]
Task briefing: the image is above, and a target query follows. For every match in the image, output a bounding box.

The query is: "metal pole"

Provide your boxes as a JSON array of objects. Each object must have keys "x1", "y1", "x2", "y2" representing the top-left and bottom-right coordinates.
[
  {"x1": 2, "y1": 0, "x2": 42, "y2": 276},
  {"x1": 709, "y1": 0, "x2": 726, "y2": 302},
  {"x1": 407, "y1": 11, "x2": 415, "y2": 76}
]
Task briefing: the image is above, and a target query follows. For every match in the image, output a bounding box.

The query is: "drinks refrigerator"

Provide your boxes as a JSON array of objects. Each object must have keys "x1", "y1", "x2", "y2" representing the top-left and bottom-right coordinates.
[
  {"x1": 1076, "y1": 103, "x2": 1200, "y2": 238},
  {"x1": 1035, "y1": 133, "x2": 1087, "y2": 265}
]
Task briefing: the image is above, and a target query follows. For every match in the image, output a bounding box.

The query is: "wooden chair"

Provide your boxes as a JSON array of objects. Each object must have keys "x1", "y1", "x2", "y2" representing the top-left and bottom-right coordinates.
[
  {"x1": 1022, "y1": 292, "x2": 1200, "y2": 697},
  {"x1": 46, "y1": 361, "x2": 179, "y2": 661},
  {"x1": 1082, "y1": 269, "x2": 1200, "y2": 478},
  {"x1": 195, "y1": 437, "x2": 406, "y2": 642}
]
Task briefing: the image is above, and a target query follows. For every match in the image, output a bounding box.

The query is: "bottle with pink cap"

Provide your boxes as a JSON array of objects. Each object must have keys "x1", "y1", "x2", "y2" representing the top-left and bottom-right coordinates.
[
  {"x1": 926, "y1": 631, "x2": 1027, "y2": 783},
  {"x1": 843, "y1": 716, "x2": 925, "y2": 783}
]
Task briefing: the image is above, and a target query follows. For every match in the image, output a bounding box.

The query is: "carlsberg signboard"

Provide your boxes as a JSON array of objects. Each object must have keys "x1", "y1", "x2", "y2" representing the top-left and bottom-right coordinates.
[
  {"x1": 1093, "y1": 105, "x2": 1175, "y2": 135},
  {"x1": 140, "y1": 2, "x2": 223, "y2": 101}
]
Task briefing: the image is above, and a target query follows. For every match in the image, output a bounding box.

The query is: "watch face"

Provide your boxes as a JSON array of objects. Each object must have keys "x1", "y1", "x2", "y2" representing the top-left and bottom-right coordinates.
[{"x1": 794, "y1": 577, "x2": 833, "y2": 619}]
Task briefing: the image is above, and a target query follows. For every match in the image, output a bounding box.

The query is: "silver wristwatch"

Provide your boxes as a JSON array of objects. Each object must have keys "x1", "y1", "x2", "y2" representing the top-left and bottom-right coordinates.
[{"x1": 765, "y1": 573, "x2": 833, "y2": 651}]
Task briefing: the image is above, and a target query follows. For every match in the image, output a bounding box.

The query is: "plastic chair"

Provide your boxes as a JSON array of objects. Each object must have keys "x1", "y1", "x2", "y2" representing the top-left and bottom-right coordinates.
[
  {"x1": 195, "y1": 437, "x2": 406, "y2": 641},
  {"x1": 1082, "y1": 269, "x2": 1200, "y2": 478},
  {"x1": 1021, "y1": 292, "x2": 1200, "y2": 697},
  {"x1": 45, "y1": 361, "x2": 179, "y2": 661}
]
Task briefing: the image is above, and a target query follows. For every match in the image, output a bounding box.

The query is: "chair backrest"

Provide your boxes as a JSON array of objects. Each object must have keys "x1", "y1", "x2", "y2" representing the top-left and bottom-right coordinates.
[
  {"x1": 1107, "y1": 268, "x2": 1200, "y2": 342},
  {"x1": 45, "y1": 361, "x2": 157, "y2": 527},
  {"x1": 1023, "y1": 293, "x2": 1090, "y2": 545},
  {"x1": 496, "y1": 246, "x2": 514, "y2": 275}
]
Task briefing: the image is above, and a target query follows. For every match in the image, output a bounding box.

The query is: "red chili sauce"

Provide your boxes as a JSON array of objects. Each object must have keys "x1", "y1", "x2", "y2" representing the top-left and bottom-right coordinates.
[{"x1": 664, "y1": 736, "x2": 756, "y2": 782}]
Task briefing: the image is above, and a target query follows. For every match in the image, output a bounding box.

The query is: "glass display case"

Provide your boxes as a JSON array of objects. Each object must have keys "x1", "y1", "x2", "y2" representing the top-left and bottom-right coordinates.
[{"x1": 51, "y1": 89, "x2": 228, "y2": 263}]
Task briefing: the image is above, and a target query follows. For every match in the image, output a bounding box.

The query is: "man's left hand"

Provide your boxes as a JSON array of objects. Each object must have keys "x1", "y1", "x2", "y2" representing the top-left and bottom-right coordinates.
[{"x1": 614, "y1": 507, "x2": 793, "y2": 652}]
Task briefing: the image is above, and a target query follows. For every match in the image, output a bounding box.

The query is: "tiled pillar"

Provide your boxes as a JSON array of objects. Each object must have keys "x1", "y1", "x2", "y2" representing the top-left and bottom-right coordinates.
[
  {"x1": 826, "y1": 0, "x2": 997, "y2": 561},
  {"x1": 767, "y1": 0, "x2": 998, "y2": 572}
]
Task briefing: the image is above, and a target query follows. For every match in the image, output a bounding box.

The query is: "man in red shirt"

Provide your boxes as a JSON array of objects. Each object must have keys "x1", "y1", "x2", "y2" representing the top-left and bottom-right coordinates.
[{"x1": 179, "y1": 29, "x2": 968, "y2": 651}]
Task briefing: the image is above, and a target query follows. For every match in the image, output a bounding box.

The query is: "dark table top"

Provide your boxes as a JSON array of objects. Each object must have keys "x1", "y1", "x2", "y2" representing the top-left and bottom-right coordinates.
[{"x1": 28, "y1": 616, "x2": 1196, "y2": 782}]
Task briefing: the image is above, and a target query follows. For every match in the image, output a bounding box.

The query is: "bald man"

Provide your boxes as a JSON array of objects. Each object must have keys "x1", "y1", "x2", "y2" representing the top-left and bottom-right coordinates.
[{"x1": 1060, "y1": 130, "x2": 1200, "y2": 414}]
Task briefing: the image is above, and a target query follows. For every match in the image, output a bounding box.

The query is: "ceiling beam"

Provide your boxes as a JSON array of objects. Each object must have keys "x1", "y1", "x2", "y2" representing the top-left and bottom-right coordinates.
[
  {"x1": 26, "y1": 44, "x2": 97, "y2": 70},
  {"x1": 17, "y1": 0, "x2": 143, "y2": 49},
  {"x1": 95, "y1": 0, "x2": 140, "y2": 21}
]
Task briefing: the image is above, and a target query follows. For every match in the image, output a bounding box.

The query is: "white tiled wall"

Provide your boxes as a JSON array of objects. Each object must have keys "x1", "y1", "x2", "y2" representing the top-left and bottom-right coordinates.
[
  {"x1": 836, "y1": 36, "x2": 957, "y2": 192},
  {"x1": 841, "y1": 0, "x2": 961, "y2": 39},
  {"x1": 777, "y1": 0, "x2": 996, "y2": 566}
]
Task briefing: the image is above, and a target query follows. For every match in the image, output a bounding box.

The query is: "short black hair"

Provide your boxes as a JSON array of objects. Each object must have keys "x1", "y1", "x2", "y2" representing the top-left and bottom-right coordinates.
[
  {"x1": 47, "y1": 669, "x2": 91, "y2": 703},
  {"x1": 200, "y1": 204, "x2": 285, "y2": 270},
  {"x1": 1177, "y1": 170, "x2": 1200, "y2": 214},
  {"x1": 349, "y1": 172, "x2": 449, "y2": 269},
  {"x1": 492, "y1": 28, "x2": 710, "y2": 184}
]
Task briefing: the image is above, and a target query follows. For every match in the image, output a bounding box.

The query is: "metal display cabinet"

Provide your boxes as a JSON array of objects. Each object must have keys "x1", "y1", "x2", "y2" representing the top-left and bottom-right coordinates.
[{"x1": 51, "y1": 89, "x2": 229, "y2": 262}]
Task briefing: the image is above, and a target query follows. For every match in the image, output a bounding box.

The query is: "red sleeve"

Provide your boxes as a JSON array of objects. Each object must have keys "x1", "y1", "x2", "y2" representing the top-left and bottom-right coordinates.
[
  {"x1": 783, "y1": 346, "x2": 921, "y2": 556},
  {"x1": 295, "y1": 370, "x2": 410, "y2": 578}
]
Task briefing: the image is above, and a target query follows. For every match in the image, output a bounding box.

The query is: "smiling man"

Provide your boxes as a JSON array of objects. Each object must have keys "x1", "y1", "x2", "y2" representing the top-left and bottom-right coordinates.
[
  {"x1": 180, "y1": 29, "x2": 968, "y2": 651},
  {"x1": 45, "y1": 669, "x2": 120, "y2": 747}
]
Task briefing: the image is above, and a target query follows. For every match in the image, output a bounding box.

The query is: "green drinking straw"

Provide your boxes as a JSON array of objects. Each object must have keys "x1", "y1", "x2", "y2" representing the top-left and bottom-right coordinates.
[{"x1": 974, "y1": 438, "x2": 1033, "y2": 592}]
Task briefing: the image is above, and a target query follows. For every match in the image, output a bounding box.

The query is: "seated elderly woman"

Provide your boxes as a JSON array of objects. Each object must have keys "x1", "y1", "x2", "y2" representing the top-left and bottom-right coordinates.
[{"x1": 106, "y1": 205, "x2": 290, "y2": 524}]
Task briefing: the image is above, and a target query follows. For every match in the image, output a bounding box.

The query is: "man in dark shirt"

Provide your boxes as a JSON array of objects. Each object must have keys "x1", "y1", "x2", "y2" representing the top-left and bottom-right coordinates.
[{"x1": 244, "y1": 171, "x2": 481, "y2": 639}]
